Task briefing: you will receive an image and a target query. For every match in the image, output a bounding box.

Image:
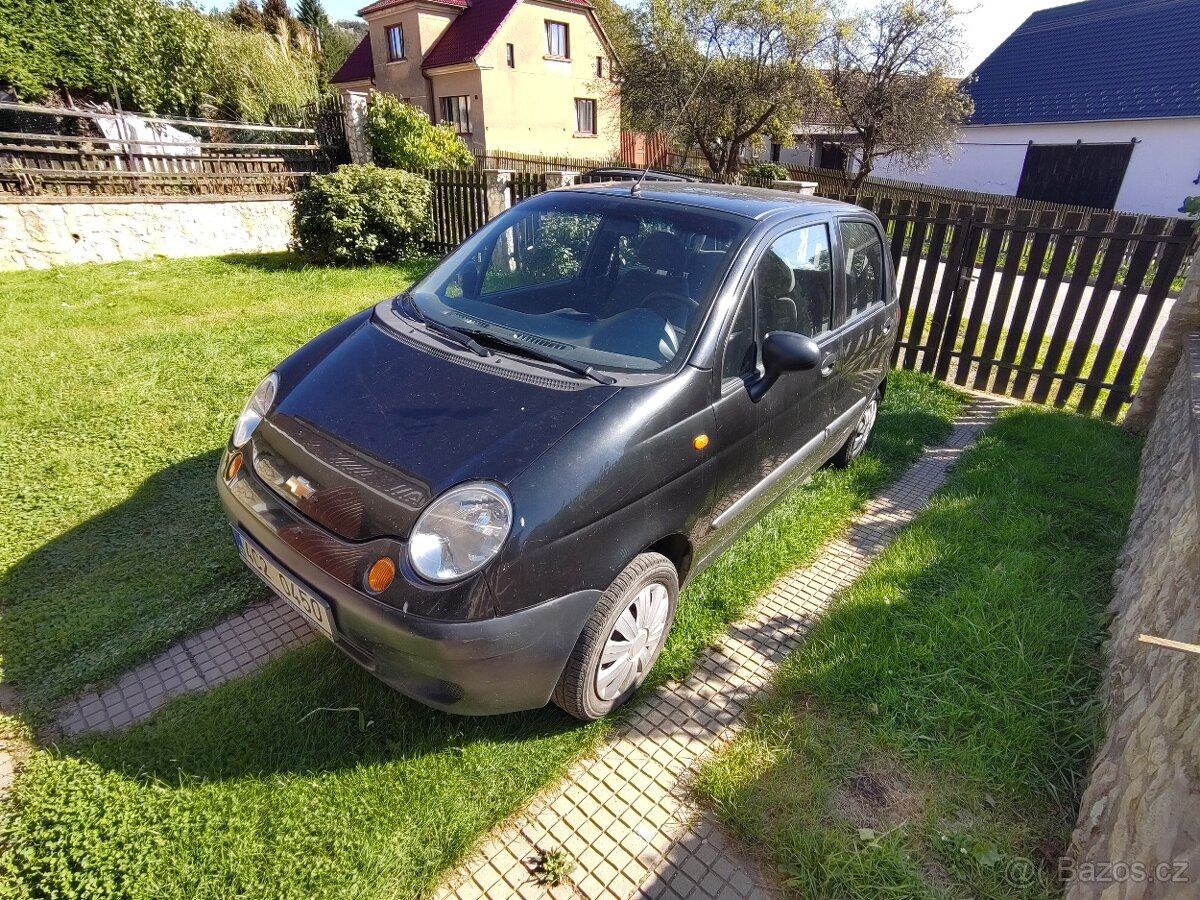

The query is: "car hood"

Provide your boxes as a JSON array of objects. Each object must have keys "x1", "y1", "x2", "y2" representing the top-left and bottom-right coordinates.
[{"x1": 250, "y1": 313, "x2": 619, "y2": 541}]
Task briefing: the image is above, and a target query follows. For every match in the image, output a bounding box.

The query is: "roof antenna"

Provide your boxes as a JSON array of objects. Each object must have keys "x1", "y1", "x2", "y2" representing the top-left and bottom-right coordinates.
[{"x1": 632, "y1": 47, "x2": 714, "y2": 196}]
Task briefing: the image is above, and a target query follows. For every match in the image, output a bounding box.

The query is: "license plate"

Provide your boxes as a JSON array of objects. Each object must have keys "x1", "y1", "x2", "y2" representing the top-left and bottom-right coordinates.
[{"x1": 234, "y1": 529, "x2": 335, "y2": 639}]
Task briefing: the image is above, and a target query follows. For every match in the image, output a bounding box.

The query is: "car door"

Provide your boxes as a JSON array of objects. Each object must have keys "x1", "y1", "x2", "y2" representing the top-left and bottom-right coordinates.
[
  {"x1": 833, "y1": 218, "x2": 895, "y2": 423},
  {"x1": 706, "y1": 220, "x2": 843, "y2": 537}
]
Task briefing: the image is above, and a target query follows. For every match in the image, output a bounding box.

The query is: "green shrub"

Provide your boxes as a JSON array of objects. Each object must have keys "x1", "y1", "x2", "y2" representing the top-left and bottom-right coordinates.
[
  {"x1": 0, "y1": 0, "x2": 319, "y2": 120},
  {"x1": 365, "y1": 91, "x2": 474, "y2": 171},
  {"x1": 292, "y1": 164, "x2": 433, "y2": 265},
  {"x1": 743, "y1": 161, "x2": 790, "y2": 182}
]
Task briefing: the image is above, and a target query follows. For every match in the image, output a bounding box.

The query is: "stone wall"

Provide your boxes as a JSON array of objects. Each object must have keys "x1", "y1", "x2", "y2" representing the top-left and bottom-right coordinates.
[
  {"x1": 0, "y1": 197, "x2": 295, "y2": 271},
  {"x1": 1067, "y1": 332, "x2": 1200, "y2": 899}
]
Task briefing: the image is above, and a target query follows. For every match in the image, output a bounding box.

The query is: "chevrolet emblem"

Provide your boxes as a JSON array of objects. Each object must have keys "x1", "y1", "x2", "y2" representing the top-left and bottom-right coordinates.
[{"x1": 285, "y1": 475, "x2": 317, "y2": 501}]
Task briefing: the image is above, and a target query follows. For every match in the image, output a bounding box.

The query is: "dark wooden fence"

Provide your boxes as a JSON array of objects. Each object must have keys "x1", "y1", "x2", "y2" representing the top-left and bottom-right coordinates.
[
  {"x1": 511, "y1": 172, "x2": 547, "y2": 203},
  {"x1": 424, "y1": 168, "x2": 488, "y2": 251},
  {"x1": 0, "y1": 101, "x2": 333, "y2": 197},
  {"x1": 845, "y1": 196, "x2": 1195, "y2": 420}
]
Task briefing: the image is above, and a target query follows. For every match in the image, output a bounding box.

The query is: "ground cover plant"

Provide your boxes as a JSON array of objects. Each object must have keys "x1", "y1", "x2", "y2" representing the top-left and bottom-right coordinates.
[
  {"x1": 694, "y1": 407, "x2": 1141, "y2": 899},
  {"x1": 0, "y1": 251, "x2": 967, "y2": 898}
]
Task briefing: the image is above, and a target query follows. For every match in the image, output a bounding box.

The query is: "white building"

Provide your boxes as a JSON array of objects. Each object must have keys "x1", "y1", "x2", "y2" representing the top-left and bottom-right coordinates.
[{"x1": 872, "y1": 0, "x2": 1200, "y2": 217}]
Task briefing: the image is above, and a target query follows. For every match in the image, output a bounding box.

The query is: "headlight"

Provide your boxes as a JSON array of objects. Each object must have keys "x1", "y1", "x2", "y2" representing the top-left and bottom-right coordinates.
[
  {"x1": 409, "y1": 482, "x2": 513, "y2": 583},
  {"x1": 232, "y1": 372, "x2": 278, "y2": 448}
]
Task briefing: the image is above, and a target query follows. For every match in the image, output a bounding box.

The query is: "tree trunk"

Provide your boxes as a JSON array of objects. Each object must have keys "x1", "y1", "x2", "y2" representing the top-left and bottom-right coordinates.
[{"x1": 1123, "y1": 254, "x2": 1199, "y2": 431}]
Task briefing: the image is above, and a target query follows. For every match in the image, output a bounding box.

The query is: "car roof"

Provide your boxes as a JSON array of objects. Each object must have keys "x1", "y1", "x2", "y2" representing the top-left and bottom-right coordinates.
[{"x1": 561, "y1": 181, "x2": 862, "y2": 221}]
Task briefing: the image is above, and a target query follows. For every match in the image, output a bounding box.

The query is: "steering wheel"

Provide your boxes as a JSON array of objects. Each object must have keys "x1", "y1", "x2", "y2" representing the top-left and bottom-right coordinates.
[{"x1": 642, "y1": 291, "x2": 699, "y2": 329}]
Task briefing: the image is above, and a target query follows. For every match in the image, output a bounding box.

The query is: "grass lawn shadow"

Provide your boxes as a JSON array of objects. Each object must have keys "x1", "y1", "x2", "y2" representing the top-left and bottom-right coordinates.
[{"x1": 1, "y1": 451, "x2": 268, "y2": 723}]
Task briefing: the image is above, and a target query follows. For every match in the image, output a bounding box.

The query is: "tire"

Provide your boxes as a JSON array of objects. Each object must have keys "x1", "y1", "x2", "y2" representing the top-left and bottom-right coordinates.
[
  {"x1": 831, "y1": 388, "x2": 881, "y2": 469},
  {"x1": 553, "y1": 552, "x2": 679, "y2": 721}
]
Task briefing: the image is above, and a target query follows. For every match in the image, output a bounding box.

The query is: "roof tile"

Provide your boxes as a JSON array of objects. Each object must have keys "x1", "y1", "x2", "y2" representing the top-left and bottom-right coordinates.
[
  {"x1": 422, "y1": 0, "x2": 592, "y2": 71},
  {"x1": 331, "y1": 35, "x2": 374, "y2": 84},
  {"x1": 969, "y1": 0, "x2": 1200, "y2": 125}
]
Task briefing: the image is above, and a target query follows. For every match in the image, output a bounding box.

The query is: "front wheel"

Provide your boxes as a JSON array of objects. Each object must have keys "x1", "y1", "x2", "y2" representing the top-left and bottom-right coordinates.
[
  {"x1": 553, "y1": 553, "x2": 678, "y2": 721},
  {"x1": 831, "y1": 388, "x2": 881, "y2": 468}
]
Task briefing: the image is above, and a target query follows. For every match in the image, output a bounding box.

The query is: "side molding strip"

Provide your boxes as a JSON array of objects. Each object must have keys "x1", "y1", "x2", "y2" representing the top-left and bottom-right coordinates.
[{"x1": 711, "y1": 396, "x2": 868, "y2": 531}]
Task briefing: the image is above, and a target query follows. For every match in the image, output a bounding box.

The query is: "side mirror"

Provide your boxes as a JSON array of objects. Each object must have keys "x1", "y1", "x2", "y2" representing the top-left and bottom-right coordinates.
[{"x1": 748, "y1": 331, "x2": 821, "y2": 402}]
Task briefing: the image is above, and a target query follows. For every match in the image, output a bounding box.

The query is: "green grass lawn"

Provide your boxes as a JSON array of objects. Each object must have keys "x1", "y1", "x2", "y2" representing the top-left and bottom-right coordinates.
[
  {"x1": 0, "y1": 254, "x2": 432, "y2": 719},
  {"x1": 0, "y1": 253, "x2": 967, "y2": 899},
  {"x1": 694, "y1": 408, "x2": 1142, "y2": 899}
]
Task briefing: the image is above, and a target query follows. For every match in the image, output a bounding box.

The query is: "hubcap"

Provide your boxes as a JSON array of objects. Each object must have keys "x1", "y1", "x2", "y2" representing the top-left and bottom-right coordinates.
[
  {"x1": 595, "y1": 582, "x2": 670, "y2": 701},
  {"x1": 850, "y1": 397, "x2": 878, "y2": 458}
]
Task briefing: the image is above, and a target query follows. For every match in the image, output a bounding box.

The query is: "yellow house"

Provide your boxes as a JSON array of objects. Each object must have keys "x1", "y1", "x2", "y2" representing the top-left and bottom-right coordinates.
[{"x1": 332, "y1": 0, "x2": 620, "y2": 159}]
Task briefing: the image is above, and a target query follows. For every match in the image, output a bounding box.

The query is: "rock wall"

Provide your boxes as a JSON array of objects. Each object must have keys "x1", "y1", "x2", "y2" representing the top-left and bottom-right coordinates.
[
  {"x1": 0, "y1": 197, "x2": 294, "y2": 271},
  {"x1": 1067, "y1": 332, "x2": 1200, "y2": 899}
]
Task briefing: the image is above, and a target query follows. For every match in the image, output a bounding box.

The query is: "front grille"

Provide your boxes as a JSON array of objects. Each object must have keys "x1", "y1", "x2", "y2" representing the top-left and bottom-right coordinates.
[{"x1": 251, "y1": 415, "x2": 430, "y2": 541}]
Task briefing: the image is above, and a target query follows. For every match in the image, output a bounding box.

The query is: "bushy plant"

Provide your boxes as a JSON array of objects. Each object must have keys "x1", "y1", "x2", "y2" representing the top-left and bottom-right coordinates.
[
  {"x1": 207, "y1": 26, "x2": 321, "y2": 123},
  {"x1": 292, "y1": 164, "x2": 433, "y2": 265},
  {"x1": 742, "y1": 161, "x2": 790, "y2": 182},
  {"x1": 0, "y1": 0, "x2": 319, "y2": 120},
  {"x1": 365, "y1": 91, "x2": 474, "y2": 171}
]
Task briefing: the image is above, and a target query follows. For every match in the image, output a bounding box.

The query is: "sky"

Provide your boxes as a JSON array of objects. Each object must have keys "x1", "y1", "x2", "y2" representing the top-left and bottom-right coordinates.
[{"x1": 315, "y1": 0, "x2": 1073, "y2": 75}]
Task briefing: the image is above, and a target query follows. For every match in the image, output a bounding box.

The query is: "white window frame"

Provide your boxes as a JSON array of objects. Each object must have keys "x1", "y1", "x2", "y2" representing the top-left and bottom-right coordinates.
[
  {"x1": 506, "y1": 42, "x2": 515, "y2": 68},
  {"x1": 386, "y1": 24, "x2": 405, "y2": 62},
  {"x1": 575, "y1": 98, "x2": 596, "y2": 135},
  {"x1": 545, "y1": 21, "x2": 569, "y2": 58},
  {"x1": 439, "y1": 95, "x2": 471, "y2": 134}
]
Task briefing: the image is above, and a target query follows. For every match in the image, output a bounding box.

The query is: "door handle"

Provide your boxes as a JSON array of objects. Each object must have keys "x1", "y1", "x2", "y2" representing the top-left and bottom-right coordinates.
[{"x1": 820, "y1": 354, "x2": 837, "y2": 377}]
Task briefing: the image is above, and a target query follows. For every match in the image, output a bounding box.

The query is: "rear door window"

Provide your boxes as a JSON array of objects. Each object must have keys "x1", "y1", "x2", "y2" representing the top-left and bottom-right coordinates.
[{"x1": 839, "y1": 220, "x2": 885, "y2": 319}]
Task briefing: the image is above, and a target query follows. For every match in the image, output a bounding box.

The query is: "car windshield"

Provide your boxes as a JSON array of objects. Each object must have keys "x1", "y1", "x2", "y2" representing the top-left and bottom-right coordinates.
[{"x1": 404, "y1": 191, "x2": 751, "y2": 374}]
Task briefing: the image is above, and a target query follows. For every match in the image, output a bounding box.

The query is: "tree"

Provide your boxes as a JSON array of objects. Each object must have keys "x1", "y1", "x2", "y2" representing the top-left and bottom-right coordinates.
[
  {"x1": 822, "y1": 0, "x2": 973, "y2": 190},
  {"x1": 295, "y1": 0, "x2": 326, "y2": 32},
  {"x1": 364, "y1": 92, "x2": 475, "y2": 171},
  {"x1": 228, "y1": 0, "x2": 264, "y2": 30},
  {"x1": 617, "y1": 0, "x2": 824, "y2": 178}
]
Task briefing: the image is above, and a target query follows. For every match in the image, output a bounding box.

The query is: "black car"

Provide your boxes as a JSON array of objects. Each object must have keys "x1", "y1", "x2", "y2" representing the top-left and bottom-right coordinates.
[{"x1": 218, "y1": 183, "x2": 899, "y2": 720}]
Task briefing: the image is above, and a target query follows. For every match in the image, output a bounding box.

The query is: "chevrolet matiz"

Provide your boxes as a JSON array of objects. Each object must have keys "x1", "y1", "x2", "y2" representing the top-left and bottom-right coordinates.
[{"x1": 218, "y1": 182, "x2": 899, "y2": 721}]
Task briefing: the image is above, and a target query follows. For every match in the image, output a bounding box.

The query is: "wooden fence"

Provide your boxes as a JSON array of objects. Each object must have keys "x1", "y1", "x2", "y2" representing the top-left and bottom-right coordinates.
[
  {"x1": 844, "y1": 195, "x2": 1195, "y2": 420},
  {"x1": 0, "y1": 101, "x2": 333, "y2": 197},
  {"x1": 424, "y1": 168, "x2": 489, "y2": 251},
  {"x1": 511, "y1": 172, "x2": 548, "y2": 204}
]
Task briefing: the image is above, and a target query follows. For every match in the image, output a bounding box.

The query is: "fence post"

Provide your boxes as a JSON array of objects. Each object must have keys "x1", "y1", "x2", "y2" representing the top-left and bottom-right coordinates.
[
  {"x1": 483, "y1": 169, "x2": 513, "y2": 221},
  {"x1": 1124, "y1": 252, "x2": 1199, "y2": 430},
  {"x1": 544, "y1": 170, "x2": 579, "y2": 190},
  {"x1": 343, "y1": 91, "x2": 372, "y2": 165}
]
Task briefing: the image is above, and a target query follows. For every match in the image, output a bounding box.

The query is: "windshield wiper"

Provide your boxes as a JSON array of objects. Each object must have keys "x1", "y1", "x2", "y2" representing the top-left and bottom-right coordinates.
[
  {"x1": 461, "y1": 328, "x2": 617, "y2": 386},
  {"x1": 392, "y1": 292, "x2": 491, "y2": 358}
]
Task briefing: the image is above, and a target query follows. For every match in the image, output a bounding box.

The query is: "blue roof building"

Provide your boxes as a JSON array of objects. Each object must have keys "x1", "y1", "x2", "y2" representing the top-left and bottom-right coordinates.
[{"x1": 870, "y1": 0, "x2": 1200, "y2": 215}]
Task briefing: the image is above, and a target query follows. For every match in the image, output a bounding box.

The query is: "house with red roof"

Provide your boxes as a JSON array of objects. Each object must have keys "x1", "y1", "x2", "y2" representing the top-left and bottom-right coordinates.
[{"x1": 332, "y1": 0, "x2": 619, "y2": 158}]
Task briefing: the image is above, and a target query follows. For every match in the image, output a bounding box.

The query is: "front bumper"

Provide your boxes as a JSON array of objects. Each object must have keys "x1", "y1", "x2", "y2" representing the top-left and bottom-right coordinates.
[{"x1": 217, "y1": 450, "x2": 599, "y2": 715}]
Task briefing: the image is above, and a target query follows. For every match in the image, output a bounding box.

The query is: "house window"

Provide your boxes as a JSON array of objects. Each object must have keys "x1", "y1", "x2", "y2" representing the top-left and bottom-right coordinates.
[
  {"x1": 546, "y1": 21, "x2": 569, "y2": 58},
  {"x1": 506, "y1": 43, "x2": 515, "y2": 68},
  {"x1": 575, "y1": 98, "x2": 596, "y2": 135},
  {"x1": 595, "y1": 56, "x2": 603, "y2": 77},
  {"x1": 386, "y1": 25, "x2": 404, "y2": 61},
  {"x1": 439, "y1": 95, "x2": 471, "y2": 134}
]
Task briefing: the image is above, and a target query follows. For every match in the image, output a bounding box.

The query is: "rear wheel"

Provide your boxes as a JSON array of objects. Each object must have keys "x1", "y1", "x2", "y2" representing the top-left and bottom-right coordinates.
[
  {"x1": 831, "y1": 388, "x2": 881, "y2": 468},
  {"x1": 553, "y1": 553, "x2": 678, "y2": 721}
]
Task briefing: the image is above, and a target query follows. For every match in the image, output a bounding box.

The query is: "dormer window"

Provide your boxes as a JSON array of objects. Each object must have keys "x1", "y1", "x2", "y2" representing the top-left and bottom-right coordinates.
[
  {"x1": 545, "y1": 21, "x2": 569, "y2": 59},
  {"x1": 386, "y1": 25, "x2": 405, "y2": 62}
]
